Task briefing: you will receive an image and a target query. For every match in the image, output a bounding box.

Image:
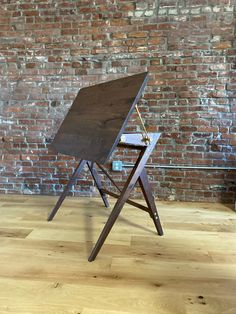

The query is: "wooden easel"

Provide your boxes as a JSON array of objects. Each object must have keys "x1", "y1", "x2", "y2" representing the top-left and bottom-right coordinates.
[
  {"x1": 48, "y1": 133, "x2": 163, "y2": 261},
  {"x1": 48, "y1": 72, "x2": 164, "y2": 261}
]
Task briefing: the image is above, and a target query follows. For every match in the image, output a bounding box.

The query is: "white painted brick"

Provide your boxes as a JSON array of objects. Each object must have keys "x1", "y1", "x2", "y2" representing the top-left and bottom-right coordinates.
[
  {"x1": 212, "y1": 6, "x2": 221, "y2": 13},
  {"x1": 159, "y1": 9, "x2": 167, "y2": 15},
  {"x1": 202, "y1": 7, "x2": 212, "y2": 13},
  {"x1": 180, "y1": 9, "x2": 189, "y2": 14},
  {"x1": 191, "y1": 8, "x2": 201, "y2": 14},
  {"x1": 144, "y1": 10, "x2": 154, "y2": 17},
  {"x1": 225, "y1": 6, "x2": 234, "y2": 12},
  {"x1": 169, "y1": 9, "x2": 178, "y2": 15},
  {"x1": 134, "y1": 11, "x2": 144, "y2": 17}
]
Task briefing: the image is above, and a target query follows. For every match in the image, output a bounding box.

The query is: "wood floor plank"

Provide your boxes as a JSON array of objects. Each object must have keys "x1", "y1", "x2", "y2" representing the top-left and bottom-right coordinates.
[
  {"x1": 0, "y1": 227, "x2": 33, "y2": 238},
  {"x1": 0, "y1": 277, "x2": 186, "y2": 314},
  {"x1": 0, "y1": 194, "x2": 235, "y2": 313}
]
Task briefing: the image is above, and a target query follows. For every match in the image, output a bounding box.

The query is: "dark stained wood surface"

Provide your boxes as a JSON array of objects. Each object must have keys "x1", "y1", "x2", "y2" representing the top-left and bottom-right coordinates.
[{"x1": 52, "y1": 72, "x2": 149, "y2": 163}]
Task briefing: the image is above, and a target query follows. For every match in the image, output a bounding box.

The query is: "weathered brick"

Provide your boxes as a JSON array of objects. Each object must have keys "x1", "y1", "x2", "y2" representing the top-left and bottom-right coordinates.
[
  {"x1": 61, "y1": 29, "x2": 78, "y2": 35},
  {"x1": 213, "y1": 41, "x2": 232, "y2": 49},
  {"x1": 0, "y1": 0, "x2": 235, "y2": 203},
  {"x1": 128, "y1": 31, "x2": 149, "y2": 38}
]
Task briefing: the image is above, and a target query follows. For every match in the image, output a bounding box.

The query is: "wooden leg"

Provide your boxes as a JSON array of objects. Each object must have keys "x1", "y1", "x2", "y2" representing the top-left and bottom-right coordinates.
[
  {"x1": 138, "y1": 168, "x2": 163, "y2": 236},
  {"x1": 88, "y1": 146, "x2": 154, "y2": 262},
  {"x1": 47, "y1": 159, "x2": 87, "y2": 221},
  {"x1": 87, "y1": 162, "x2": 109, "y2": 208}
]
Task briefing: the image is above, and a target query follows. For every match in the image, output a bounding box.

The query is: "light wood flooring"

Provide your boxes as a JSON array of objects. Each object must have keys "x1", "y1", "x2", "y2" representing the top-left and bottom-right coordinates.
[{"x1": 0, "y1": 194, "x2": 236, "y2": 314}]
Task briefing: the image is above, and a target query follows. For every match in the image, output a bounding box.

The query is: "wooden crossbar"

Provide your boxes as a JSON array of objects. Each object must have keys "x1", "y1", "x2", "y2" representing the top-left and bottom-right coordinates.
[{"x1": 47, "y1": 133, "x2": 163, "y2": 261}]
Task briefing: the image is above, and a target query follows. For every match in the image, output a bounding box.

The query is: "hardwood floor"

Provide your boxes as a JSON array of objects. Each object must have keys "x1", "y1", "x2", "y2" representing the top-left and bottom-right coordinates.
[{"x1": 0, "y1": 194, "x2": 235, "y2": 313}]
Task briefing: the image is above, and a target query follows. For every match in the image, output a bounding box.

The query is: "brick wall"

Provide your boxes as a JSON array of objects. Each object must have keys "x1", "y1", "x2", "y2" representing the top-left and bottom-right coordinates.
[{"x1": 0, "y1": 0, "x2": 235, "y2": 202}]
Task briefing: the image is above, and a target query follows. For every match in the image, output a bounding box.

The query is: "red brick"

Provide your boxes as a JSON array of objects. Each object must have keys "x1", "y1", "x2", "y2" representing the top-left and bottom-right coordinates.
[
  {"x1": 23, "y1": 10, "x2": 39, "y2": 16},
  {"x1": 0, "y1": 0, "x2": 234, "y2": 203},
  {"x1": 128, "y1": 31, "x2": 148, "y2": 38},
  {"x1": 61, "y1": 29, "x2": 78, "y2": 35}
]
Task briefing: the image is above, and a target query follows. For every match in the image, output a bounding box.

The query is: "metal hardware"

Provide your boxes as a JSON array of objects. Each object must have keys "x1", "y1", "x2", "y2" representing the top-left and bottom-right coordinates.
[{"x1": 135, "y1": 105, "x2": 151, "y2": 144}]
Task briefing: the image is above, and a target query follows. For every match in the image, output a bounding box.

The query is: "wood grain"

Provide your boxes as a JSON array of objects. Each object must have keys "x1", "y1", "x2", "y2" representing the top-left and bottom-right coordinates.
[
  {"x1": 52, "y1": 72, "x2": 148, "y2": 164},
  {"x1": 0, "y1": 194, "x2": 235, "y2": 313}
]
